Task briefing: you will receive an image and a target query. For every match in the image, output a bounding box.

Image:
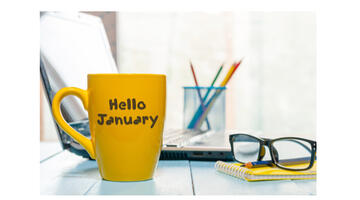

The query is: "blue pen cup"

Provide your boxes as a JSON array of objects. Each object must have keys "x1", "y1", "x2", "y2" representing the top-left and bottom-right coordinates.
[{"x1": 183, "y1": 86, "x2": 226, "y2": 132}]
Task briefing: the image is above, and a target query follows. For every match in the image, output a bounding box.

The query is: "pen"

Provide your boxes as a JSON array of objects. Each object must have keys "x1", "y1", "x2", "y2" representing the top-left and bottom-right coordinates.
[
  {"x1": 242, "y1": 157, "x2": 313, "y2": 169},
  {"x1": 201, "y1": 63, "x2": 223, "y2": 104},
  {"x1": 241, "y1": 160, "x2": 273, "y2": 168},
  {"x1": 193, "y1": 59, "x2": 243, "y2": 129},
  {"x1": 190, "y1": 61, "x2": 211, "y2": 130}
]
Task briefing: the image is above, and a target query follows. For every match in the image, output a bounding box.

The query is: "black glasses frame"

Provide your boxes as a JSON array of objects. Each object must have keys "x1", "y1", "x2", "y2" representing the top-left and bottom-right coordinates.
[{"x1": 229, "y1": 133, "x2": 317, "y2": 171}]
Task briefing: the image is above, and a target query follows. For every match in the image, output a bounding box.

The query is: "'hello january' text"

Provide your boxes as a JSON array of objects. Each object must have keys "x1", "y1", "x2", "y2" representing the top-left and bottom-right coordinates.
[{"x1": 97, "y1": 98, "x2": 158, "y2": 128}]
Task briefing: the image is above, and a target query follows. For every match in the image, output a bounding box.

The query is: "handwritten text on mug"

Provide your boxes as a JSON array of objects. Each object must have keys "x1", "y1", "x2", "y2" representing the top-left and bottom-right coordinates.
[{"x1": 97, "y1": 98, "x2": 159, "y2": 128}]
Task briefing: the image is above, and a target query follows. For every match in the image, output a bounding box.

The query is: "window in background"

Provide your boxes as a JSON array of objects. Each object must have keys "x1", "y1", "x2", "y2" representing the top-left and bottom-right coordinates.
[{"x1": 116, "y1": 12, "x2": 316, "y2": 139}]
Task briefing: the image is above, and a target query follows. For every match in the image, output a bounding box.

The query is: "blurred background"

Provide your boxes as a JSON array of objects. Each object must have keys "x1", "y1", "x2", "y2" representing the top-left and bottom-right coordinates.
[{"x1": 40, "y1": 11, "x2": 316, "y2": 141}]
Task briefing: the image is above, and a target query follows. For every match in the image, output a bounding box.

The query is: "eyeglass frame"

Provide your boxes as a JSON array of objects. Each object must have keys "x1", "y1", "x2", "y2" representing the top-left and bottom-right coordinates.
[{"x1": 229, "y1": 133, "x2": 317, "y2": 171}]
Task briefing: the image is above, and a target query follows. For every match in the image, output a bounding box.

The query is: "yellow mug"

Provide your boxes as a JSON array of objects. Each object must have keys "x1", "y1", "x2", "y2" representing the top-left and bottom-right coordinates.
[{"x1": 52, "y1": 74, "x2": 166, "y2": 181}]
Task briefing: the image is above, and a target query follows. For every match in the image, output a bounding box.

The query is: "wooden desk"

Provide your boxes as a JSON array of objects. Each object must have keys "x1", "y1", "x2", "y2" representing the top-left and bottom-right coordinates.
[{"x1": 40, "y1": 142, "x2": 316, "y2": 195}]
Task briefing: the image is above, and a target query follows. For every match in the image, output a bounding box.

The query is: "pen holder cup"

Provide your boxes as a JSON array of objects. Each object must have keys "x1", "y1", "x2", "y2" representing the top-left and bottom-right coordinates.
[{"x1": 183, "y1": 86, "x2": 226, "y2": 132}]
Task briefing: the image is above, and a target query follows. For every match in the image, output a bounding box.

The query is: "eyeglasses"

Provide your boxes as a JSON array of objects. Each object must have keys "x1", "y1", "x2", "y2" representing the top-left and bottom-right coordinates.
[{"x1": 229, "y1": 133, "x2": 317, "y2": 171}]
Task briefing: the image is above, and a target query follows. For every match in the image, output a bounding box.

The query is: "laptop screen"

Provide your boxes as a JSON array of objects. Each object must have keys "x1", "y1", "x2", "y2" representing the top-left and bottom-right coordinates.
[{"x1": 40, "y1": 12, "x2": 118, "y2": 122}]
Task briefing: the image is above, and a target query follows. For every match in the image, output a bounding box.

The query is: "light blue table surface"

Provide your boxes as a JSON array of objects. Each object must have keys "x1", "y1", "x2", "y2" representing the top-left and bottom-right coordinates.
[{"x1": 40, "y1": 142, "x2": 316, "y2": 195}]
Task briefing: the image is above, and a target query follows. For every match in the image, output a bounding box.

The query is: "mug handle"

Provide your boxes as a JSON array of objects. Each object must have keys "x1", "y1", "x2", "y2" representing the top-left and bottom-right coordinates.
[{"x1": 51, "y1": 87, "x2": 95, "y2": 159}]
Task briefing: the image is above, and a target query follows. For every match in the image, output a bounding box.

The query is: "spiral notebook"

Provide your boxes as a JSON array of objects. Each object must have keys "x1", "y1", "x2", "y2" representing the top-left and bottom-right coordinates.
[{"x1": 215, "y1": 161, "x2": 317, "y2": 182}]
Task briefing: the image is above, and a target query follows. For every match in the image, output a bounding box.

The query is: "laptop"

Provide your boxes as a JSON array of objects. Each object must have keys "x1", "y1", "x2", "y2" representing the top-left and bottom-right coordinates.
[{"x1": 40, "y1": 12, "x2": 233, "y2": 161}]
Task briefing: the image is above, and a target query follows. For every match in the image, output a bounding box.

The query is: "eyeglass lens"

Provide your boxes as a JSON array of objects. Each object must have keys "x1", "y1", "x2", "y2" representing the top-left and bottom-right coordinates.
[
  {"x1": 232, "y1": 135, "x2": 260, "y2": 163},
  {"x1": 271, "y1": 139, "x2": 312, "y2": 170}
]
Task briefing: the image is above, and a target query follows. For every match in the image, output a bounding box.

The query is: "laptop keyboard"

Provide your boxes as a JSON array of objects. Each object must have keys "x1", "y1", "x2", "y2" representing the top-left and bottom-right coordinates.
[{"x1": 163, "y1": 129, "x2": 206, "y2": 147}]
